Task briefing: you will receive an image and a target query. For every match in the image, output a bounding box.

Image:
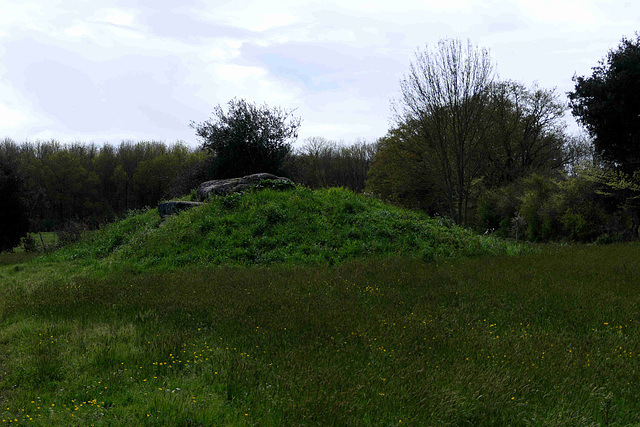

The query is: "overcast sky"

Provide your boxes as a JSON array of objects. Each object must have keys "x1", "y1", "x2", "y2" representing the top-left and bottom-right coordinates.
[{"x1": 0, "y1": 0, "x2": 638, "y2": 148}]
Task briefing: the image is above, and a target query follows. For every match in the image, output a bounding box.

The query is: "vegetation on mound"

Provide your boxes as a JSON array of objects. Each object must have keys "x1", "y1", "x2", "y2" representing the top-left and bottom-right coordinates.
[{"x1": 45, "y1": 186, "x2": 524, "y2": 271}]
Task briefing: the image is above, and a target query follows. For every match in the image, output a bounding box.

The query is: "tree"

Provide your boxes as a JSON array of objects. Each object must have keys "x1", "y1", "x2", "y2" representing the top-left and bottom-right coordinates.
[
  {"x1": 192, "y1": 98, "x2": 301, "y2": 179},
  {"x1": 0, "y1": 144, "x2": 30, "y2": 251},
  {"x1": 569, "y1": 34, "x2": 640, "y2": 172},
  {"x1": 366, "y1": 125, "x2": 447, "y2": 214},
  {"x1": 483, "y1": 81, "x2": 568, "y2": 186},
  {"x1": 290, "y1": 137, "x2": 377, "y2": 192},
  {"x1": 395, "y1": 38, "x2": 495, "y2": 224}
]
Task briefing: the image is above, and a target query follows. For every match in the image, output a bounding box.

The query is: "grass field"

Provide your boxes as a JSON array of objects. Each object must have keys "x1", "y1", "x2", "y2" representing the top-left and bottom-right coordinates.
[{"x1": 1, "y1": 188, "x2": 639, "y2": 425}]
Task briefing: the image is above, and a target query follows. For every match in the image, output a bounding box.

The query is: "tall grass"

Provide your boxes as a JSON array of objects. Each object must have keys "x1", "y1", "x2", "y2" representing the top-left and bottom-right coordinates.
[{"x1": 1, "y1": 243, "x2": 640, "y2": 425}]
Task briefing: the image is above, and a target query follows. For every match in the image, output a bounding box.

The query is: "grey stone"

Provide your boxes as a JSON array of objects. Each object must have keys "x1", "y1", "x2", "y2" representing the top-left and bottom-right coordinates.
[
  {"x1": 158, "y1": 201, "x2": 205, "y2": 218},
  {"x1": 196, "y1": 173, "x2": 293, "y2": 201}
]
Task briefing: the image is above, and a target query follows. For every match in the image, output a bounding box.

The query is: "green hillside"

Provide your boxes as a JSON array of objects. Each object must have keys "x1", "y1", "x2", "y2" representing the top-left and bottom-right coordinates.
[{"x1": 47, "y1": 186, "x2": 524, "y2": 272}]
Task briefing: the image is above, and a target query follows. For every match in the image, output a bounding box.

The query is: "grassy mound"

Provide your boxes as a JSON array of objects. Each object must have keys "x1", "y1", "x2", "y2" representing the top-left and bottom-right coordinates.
[{"x1": 48, "y1": 186, "x2": 523, "y2": 271}]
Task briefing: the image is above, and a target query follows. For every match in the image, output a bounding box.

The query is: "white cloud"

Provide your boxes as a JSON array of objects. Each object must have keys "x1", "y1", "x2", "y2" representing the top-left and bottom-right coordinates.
[
  {"x1": 323, "y1": 98, "x2": 373, "y2": 115},
  {"x1": 64, "y1": 23, "x2": 93, "y2": 38},
  {"x1": 215, "y1": 64, "x2": 267, "y2": 82},
  {"x1": 210, "y1": 64, "x2": 302, "y2": 106},
  {"x1": 198, "y1": 3, "x2": 303, "y2": 33},
  {"x1": 519, "y1": 0, "x2": 601, "y2": 26},
  {"x1": 0, "y1": 103, "x2": 28, "y2": 130},
  {"x1": 205, "y1": 40, "x2": 243, "y2": 62},
  {"x1": 0, "y1": 2, "x2": 49, "y2": 30},
  {"x1": 100, "y1": 8, "x2": 137, "y2": 27}
]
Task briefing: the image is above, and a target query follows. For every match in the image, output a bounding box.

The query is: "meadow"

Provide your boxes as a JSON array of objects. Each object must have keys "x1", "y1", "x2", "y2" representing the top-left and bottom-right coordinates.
[{"x1": 1, "y1": 187, "x2": 639, "y2": 425}]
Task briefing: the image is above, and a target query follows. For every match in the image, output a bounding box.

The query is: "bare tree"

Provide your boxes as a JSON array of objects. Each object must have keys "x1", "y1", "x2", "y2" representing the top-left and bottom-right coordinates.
[
  {"x1": 483, "y1": 81, "x2": 568, "y2": 185},
  {"x1": 395, "y1": 38, "x2": 494, "y2": 224},
  {"x1": 291, "y1": 137, "x2": 377, "y2": 192}
]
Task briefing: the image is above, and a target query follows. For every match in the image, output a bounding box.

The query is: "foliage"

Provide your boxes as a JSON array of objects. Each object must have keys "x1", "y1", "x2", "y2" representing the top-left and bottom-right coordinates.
[
  {"x1": 0, "y1": 145, "x2": 30, "y2": 251},
  {"x1": 383, "y1": 40, "x2": 571, "y2": 225},
  {"x1": 476, "y1": 171, "x2": 611, "y2": 242},
  {"x1": 366, "y1": 126, "x2": 448, "y2": 215},
  {"x1": 557, "y1": 170, "x2": 608, "y2": 241},
  {"x1": 589, "y1": 168, "x2": 640, "y2": 238},
  {"x1": 253, "y1": 178, "x2": 296, "y2": 192},
  {"x1": 476, "y1": 179, "x2": 524, "y2": 236},
  {"x1": 569, "y1": 33, "x2": 640, "y2": 172},
  {"x1": 4, "y1": 241, "x2": 640, "y2": 424},
  {"x1": 20, "y1": 234, "x2": 38, "y2": 252},
  {"x1": 192, "y1": 98, "x2": 301, "y2": 179},
  {"x1": 55, "y1": 221, "x2": 88, "y2": 248},
  {"x1": 519, "y1": 173, "x2": 562, "y2": 241}
]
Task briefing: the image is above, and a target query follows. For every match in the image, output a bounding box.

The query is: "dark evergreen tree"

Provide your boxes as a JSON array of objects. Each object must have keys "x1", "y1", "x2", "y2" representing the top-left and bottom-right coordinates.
[
  {"x1": 569, "y1": 34, "x2": 640, "y2": 172},
  {"x1": 191, "y1": 98, "x2": 301, "y2": 178}
]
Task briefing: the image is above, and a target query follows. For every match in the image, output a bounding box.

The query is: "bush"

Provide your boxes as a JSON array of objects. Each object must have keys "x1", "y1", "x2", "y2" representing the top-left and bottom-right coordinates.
[
  {"x1": 20, "y1": 234, "x2": 38, "y2": 252},
  {"x1": 56, "y1": 222, "x2": 87, "y2": 247},
  {"x1": 254, "y1": 178, "x2": 296, "y2": 192},
  {"x1": 594, "y1": 232, "x2": 625, "y2": 245},
  {"x1": 476, "y1": 172, "x2": 609, "y2": 242}
]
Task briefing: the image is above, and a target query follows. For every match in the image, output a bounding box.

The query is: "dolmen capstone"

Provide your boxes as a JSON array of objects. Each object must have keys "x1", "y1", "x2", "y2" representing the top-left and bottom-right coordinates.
[
  {"x1": 196, "y1": 173, "x2": 293, "y2": 201},
  {"x1": 157, "y1": 173, "x2": 294, "y2": 217}
]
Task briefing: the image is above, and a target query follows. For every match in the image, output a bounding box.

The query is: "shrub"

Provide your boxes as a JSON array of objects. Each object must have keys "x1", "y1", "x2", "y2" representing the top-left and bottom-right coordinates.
[
  {"x1": 20, "y1": 234, "x2": 38, "y2": 252},
  {"x1": 56, "y1": 222, "x2": 87, "y2": 247}
]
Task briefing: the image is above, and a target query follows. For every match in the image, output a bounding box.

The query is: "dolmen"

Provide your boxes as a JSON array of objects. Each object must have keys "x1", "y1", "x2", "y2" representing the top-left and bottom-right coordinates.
[
  {"x1": 157, "y1": 173, "x2": 293, "y2": 218},
  {"x1": 196, "y1": 172, "x2": 292, "y2": 201}
]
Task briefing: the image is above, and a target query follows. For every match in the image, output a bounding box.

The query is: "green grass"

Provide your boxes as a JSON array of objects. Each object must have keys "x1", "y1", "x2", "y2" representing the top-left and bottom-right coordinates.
[
  {"x1": 2, "y1": 245, "x2": 640, "y2": 425},
  {"x1": 1, "y1": 187, "x2": 638, "y2": 425},
  {"x1": 33, "y1": 186, "x2": 524, "y2": 277}
]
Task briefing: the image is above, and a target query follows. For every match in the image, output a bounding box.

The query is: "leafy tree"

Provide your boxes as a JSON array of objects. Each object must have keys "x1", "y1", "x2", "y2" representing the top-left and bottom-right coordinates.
[
  {"x1": 557, "y1": 171, "x2": 607, "y2": 241},
  {"x1": 588, "y1": 168, "x2": 640, "y2": 238},
  {"x1": 93, "y1": 144, "x2": 119, "y2": 215},
  {"x1": 395, "y1": 38, "x2": 495, "y2": 224},
  {"x1": 366, "y1": 124, "x2": 448, "y2": 214},
  {"x1": 191, "y1": 98, "x2": 301, "y2": 179},
  {"x1": 484, "y1": 81, "x2": 568, "y2": 186},
  {"x1": 133, "y1": 144, "x2": 193, "y2": 206},
  {"x1": 569, "y1": 34, "x2": 640, "y2": 172},
  {"x1": 519, "y1": 173, "x2": 562, "y2": 241},
  {"x1": 0, "y1": 146, "x2": 30, "y2": 251}
]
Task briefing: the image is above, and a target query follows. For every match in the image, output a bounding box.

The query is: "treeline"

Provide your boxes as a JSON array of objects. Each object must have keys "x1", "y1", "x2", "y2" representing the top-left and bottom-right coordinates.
[
  {"x1": 1, "y1": 132, "x2": 636, "y2": 248},
  {"x1": 367, "y1": 128, "x2": 637, "y2": 244},
  {"x1": 0, "y1": 139, "x2": 209, "y2": 232},
  {"x1": 287, "y1": 137, "x2": 376, "y2": 192},
  {"x1": 0, "y1": 137, "x2": 375, "y2": 235}
]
